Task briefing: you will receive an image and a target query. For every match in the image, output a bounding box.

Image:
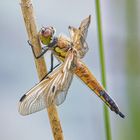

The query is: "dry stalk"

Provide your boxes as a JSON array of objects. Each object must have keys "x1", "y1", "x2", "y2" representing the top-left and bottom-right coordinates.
[{"x1": 20, "y1": 0, "x2": 64, "y2": 139}]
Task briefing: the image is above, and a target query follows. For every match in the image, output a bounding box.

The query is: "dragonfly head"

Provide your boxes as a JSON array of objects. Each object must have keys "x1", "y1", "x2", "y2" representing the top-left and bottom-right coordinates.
[{"x1": 39, "y1": 26, "x2": 56, "y2": 45}]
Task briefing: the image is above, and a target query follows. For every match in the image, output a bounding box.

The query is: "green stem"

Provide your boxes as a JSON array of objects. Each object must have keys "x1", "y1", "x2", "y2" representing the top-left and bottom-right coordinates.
[{"x1": 95, "y1": 0, "x2": 112, "y2": 140}]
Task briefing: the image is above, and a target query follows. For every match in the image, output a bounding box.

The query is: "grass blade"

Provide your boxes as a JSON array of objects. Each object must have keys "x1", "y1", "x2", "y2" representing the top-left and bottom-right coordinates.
[{"x1": 95, "y1": 0, "x2": 112, "y2": 140}]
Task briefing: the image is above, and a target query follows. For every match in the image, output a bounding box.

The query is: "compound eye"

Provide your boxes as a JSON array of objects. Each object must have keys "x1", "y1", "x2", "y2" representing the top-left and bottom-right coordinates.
[
  {"x1": 45, "y1": 29, "x2": 52, "y2": 37},
  {"x1": 49, "y1": 26, "x2": 55, "y2": 35},
  {"x1": 40, "y1": 26, "x2": 56, "y2": 38},
  {"x1": 41, "y1": 27, "x2": 46, "y2": 34},
  {"x1": 40, "y1": 27, "x2": 51, "y2": 37},
  {"x1": 50, "y1": 26, "x2": 54, "y2": 30}
]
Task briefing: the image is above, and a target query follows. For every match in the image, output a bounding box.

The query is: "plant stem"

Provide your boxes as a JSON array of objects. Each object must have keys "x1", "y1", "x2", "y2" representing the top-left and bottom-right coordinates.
[
  {"x1": 20, "y1": 0, "x2": 64, "y2": 139},
  {"x1": 95, "y1": 0, "x2": 112, "y2": 140}
]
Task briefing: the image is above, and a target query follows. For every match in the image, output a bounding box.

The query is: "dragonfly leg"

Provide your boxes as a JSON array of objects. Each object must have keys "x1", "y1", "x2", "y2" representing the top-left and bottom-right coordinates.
[
  {"x1": 40, "y1": 53, "x2": 61, "y2": 81},
  {"x1": 27, "y1": 40, "x2": 49, "y2": 59},
  {"x1": 28, "y1": 38, "x2": 58, "y2": 59},
  {"x1": 40, "y1": 63, "x2": 61, "y2": 81},
  {"x1": 50, "y1": 53, "x2": 62, "y2": 73},
  {"x1": 50, "y1": 52, "x2": 54, "y2": 72}
]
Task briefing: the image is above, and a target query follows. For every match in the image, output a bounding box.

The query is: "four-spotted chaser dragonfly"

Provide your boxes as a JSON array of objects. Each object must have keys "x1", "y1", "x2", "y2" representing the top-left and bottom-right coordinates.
[{"x1": 18, "y1": 15, "x2": 125, "y2": 118}]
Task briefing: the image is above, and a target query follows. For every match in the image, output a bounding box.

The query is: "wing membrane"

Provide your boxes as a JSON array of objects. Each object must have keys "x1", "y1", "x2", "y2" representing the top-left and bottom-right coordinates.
[
  {"x1": 79, "y1": 15, "x2": 91, "y2": 39},
  {"x1": 18, "y1": 51, "x2": 75, "y2": 116},
  {"x1": 68, "y1": 15, "x2": 91, "y2": 58},
  {"x1": 54, "y1": 71, "x2": 73, "y2": 106}
]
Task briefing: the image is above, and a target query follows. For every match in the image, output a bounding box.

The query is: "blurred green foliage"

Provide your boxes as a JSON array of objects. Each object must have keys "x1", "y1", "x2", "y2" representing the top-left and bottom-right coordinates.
[{"x1": 125, "y1": 0, "x2": 140, "y2": 140}]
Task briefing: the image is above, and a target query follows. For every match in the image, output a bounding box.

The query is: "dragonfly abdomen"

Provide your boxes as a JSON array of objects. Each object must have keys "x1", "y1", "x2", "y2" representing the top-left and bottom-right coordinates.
[{"x1": 75, "y1": 61, "x2": 125, "y2": 118}]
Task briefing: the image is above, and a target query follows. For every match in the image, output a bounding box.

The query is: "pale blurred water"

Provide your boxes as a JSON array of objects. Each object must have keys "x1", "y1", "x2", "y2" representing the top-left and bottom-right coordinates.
[{"x1": 0, "y1": 0, "x2": 133, "y2": 140}]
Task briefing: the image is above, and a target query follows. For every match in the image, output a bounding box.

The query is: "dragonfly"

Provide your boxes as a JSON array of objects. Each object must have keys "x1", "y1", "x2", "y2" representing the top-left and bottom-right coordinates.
[{"x1": 18, "y1": 15, "x2": 125, "y2": 118}]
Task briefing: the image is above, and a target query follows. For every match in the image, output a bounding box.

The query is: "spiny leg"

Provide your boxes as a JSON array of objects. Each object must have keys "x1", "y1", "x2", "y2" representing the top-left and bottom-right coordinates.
[
  {"x1": 28, "y1": 40, "x2": 49, "y2": 59},
  {"x1": 27, "y1": 38, "x2": 58, "y2": 59},
  {"x1": 51, "y1": 52, "x2": 54, "y2": 72},
  {"x1": 40, "y1": 53, "x2": 61, "y2": 81},
  {"x1": 27, "y1": 39, "x2": 60, "y2": 81}
]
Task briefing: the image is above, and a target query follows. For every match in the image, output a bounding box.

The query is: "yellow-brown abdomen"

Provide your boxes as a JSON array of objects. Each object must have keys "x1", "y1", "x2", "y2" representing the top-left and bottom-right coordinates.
[{"x1": 74, "y1": 60, "x2": 124, "y2": 117}]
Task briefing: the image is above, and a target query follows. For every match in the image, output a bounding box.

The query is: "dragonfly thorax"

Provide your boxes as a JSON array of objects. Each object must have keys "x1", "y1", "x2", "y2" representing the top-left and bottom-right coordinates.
[{"x1": 52, "y1": 35, "x2": 72, "y2": 61}]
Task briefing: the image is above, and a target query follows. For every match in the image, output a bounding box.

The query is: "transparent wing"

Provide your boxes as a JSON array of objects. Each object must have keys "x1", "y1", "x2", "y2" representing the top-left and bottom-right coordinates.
[
  {"x1": 54, "y1": 71, "x2": 73, "y2": 106},
  {"x1": 68, "y1": 15, "x2": 91, "y2": 41},
  {"x1": 18, "y1": 79, "x2": 50, "y2": 116},
  {"x1": 18, "y1": 51, "x2": 75, "y2": 116},
  {"x1": 54, "y1": 91, "x2": 67, "y2": 106},
  {"x1": 79, "y1": 15, "x2": 91, "y2": 39},
  {"x1": 68, "y1": 15, "x2": 91, "y2": 58}
]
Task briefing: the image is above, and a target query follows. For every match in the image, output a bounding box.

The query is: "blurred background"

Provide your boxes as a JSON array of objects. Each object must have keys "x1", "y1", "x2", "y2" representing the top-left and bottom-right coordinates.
[{"x1": 0, "y1": 0, "x2": 140, "y2": 140}]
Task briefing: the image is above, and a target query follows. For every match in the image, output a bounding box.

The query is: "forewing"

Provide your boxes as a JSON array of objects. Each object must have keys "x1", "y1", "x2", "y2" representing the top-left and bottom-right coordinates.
[
  {"x1": 54, "y1": 51, "x2": 74, "y2": 106},
  {"x1": 18, "y1": 51, "x2": 75, "y2": 116},
  {"x1": 68, "y1": 16, "x2": 91, "y2": 58},
  {"x1": 68, "y1": 26, "x2": 77, "y2": 42}
]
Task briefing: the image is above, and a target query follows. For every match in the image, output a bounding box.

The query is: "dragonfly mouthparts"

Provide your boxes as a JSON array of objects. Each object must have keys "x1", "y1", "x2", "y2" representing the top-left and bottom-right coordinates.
[{"x1": 118, "y1": 111, "x2": 125, "y2": 118}]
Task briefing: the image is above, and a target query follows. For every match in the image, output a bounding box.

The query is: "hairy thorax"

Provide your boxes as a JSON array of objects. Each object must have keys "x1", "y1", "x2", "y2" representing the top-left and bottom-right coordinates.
[{"x1": 53, "y1": 35, "x2": 72, "y2": 61}]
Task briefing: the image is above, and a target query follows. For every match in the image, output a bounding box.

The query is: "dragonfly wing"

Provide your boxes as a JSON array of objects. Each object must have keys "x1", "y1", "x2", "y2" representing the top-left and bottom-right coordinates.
[
  {"x1": 54, "y1": 51, "x2": 74, "y2": 106},
  {"x1": 44, "y1": 50, "x2": 75, "y2": 107},
  {"x1": 78, "y1": 15, "x2": 91, "y2": 57},
  {"x1": 68, "y1": 26, "x2": 77, "y2": 42},
  {"x1": 68, "y1": 15, "x2": 91, "y2": 41},
  {"x1": 79, "y1": 15, "x2": 91, "y2": 39},
  {"x1": 54, "y1": 91, "x2": 68, "y2": 106},
  {"x1": 18, "y1": 51, "x2": 75, "y2": 116},
  {"x1": 54, "y1": 72, "x2": 73, "y2": 106},
  {"x1": 68, "y1": 16, "x2": 91, "y2": 58},
  {"x1": 18, "y1": 79, "x2": 50, "y2": 116}
]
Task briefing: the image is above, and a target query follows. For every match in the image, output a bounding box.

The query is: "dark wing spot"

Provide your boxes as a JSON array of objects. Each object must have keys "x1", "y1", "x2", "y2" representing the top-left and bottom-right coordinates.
[
  {"x1": 52, "y1": 86, "x2": 55, "y2": 93},
  {"x1": 19, "y1": 94, "x2": 26, "y2": 102}
]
